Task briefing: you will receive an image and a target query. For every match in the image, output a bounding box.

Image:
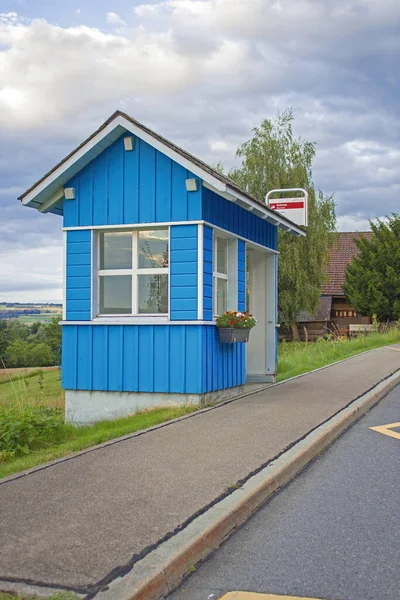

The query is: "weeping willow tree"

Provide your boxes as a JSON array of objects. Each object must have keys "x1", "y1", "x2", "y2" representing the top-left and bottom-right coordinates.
[{"x1": 230, "y1": 109, "x2": 336, "y2": 340}]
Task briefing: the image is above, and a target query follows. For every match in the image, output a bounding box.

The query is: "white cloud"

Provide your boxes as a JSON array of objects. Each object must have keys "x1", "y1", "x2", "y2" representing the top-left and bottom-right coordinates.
[
  {"x1": 106, "y1": 11, "x2": 126, "y2": 26},
  {"x1": 337, "y1": 215, "x2": 389, "y2": 233},
  {"x1": 0, "y1": 19, "x2": 194, "y2": 128},
  {"x1": 337, "y1": 215, "x2": 372, "y2": 232},
  {"x1": 0, "y1": 12, "x2": 19, "y2": 24},
  {"x1": 0, "y1": 0, "x2": 399, "y2": 299},
  {"x1": 0, "y1": 245, "x2": 63, "y2": 303}
]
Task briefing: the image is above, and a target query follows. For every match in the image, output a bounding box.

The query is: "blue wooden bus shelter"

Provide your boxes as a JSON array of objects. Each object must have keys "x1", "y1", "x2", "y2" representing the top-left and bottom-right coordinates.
[{"x1": 19, "y1": 111, "x2": 304, "y2": 423}]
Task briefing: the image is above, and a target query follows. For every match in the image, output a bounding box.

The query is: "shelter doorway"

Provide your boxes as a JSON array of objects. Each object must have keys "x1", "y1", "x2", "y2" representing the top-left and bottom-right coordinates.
[{"x1": 246, "y1": 247, "x2": 277, "y2": 383}]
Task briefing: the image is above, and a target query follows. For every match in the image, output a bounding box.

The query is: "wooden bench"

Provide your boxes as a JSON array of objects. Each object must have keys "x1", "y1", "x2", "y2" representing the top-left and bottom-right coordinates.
[{"x1": 349, "y1": 324, "x2": 374, "y2": 338}]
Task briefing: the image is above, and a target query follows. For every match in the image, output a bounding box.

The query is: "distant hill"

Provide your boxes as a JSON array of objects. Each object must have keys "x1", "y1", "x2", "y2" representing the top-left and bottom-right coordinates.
[{"x1": 0, "y1": 303, "x2": 62, "y2": 322}]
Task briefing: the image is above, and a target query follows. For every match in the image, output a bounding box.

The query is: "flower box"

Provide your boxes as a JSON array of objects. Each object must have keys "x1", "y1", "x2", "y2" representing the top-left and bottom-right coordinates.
[
  {"x1": 216, "y1": 310, "x2": 256, "y2": 343},
  {"x1": 218, "y1": 327, "x2": 251, "y2": 344}
]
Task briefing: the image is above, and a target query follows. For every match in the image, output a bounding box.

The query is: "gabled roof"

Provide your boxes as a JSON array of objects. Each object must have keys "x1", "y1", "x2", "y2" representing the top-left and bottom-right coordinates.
[
  {"x1": 18, "y1": 110, "x2": 305, "y2": 236},
  {"x1": 322, "y1": 231, "x2": 373, "y2": 296}
]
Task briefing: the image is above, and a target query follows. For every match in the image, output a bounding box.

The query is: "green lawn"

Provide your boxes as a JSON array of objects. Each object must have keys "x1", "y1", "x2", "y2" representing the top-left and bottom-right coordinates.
[
  {"x1": 277, "y1": 327, "x2": 400, "y2": 381},
  {"x1": 1, "y1": 328, "x2": 400, "y2": 480},
  {"x1": 0, "y1": 369, "x2": 63, "y2": 411}
]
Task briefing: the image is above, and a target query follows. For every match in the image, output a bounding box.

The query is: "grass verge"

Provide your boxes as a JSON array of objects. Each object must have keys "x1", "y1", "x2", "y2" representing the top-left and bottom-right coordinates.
[
  {"x1": 0, "y1": 405, "x2": 198, "y2": 479},
  {"x1": 1, "y1": 329, "x2": 400, "y2": 480},
  {"x1": 0, "y1": 369, "x2": 63, "y2": 409},
  {"x1": 277, "y1": 328, "x2": 400, "y2": 381}
]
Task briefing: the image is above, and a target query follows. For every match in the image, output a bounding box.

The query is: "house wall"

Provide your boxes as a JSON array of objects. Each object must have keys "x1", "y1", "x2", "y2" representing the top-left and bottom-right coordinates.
[
  {"x1": 331, "y1": 297, "x2": 371, "y2": 331},
  {"x1": 203, "y1": 225, "x2": 213, "y2": 321},
  {"x1": 62, "y1": 324, "x2": 245, "y2": 395},
  {"x1": 170, "y1": 224, "x2": 198, "y2": 320},
  {"x1": 61, "y1": 138, "x2": 277, "y2": 409},
  {"x1": 202, "y1": 187, "x2": 277, "y2": 251},
  {"x1": 66, "y1": 230, "x2": 92, "y2": 321},
  {"x1": 63, "y1": 134, "x2": 202, "y2": 228}
]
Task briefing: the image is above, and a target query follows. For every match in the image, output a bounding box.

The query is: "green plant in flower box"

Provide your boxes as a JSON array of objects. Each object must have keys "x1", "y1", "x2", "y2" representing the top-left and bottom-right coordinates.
[{"x1": 216, "y1": 310, "x2": 257, "y2": 329}]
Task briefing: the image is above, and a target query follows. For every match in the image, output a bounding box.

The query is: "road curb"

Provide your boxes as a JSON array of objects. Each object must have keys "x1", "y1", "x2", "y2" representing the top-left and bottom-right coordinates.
[{"x1": 92, "y1": 368, "x2": 400, "y2": 600}]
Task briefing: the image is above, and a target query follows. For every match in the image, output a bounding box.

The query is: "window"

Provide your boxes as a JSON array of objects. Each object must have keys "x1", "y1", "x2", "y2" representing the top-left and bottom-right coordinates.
[
  {"x1": 214, "y1": 235, "x2": 228, "y2": 315},
  {"x1": 98, "y1": 229, "x2": 169, "y2": 315}
]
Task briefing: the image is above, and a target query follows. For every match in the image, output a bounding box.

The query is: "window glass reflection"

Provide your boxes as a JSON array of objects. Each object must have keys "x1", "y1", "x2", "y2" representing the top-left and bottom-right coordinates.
[{"x1": 138, "y1": 230, "x2": 168, "y2": 269}]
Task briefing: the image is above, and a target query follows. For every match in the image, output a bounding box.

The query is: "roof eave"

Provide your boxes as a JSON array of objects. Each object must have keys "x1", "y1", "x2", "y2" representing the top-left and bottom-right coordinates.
[
  {"x1": 223, "y1": 184, "x2": 305, "y2": 236},
  {"x1": 18, "y1": 110, "x2": 306, "y2": 237}
]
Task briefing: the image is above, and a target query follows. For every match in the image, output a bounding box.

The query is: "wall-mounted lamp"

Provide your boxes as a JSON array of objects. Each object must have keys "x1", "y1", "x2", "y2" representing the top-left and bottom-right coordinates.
[
  {"x1": 124, "y1": 136, "x2": 135, "y2": 151},
  {"x1": 185, "y1": 178, "x2": 199, "y2": 192},
  {"x1": 64, "y1": 187, "x2": 76, "y2": 200}
]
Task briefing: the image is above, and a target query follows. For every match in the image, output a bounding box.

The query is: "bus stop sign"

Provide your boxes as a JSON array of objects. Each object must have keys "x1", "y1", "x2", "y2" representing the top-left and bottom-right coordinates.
[{"x1": 266, "y1": 188, "x2": 308, "y2": 227}]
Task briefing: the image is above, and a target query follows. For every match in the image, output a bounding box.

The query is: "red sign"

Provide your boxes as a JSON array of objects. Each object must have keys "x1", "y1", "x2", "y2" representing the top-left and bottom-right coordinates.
[{"x1": 269, "y1": 201, "x2": 305, "y2": 210}]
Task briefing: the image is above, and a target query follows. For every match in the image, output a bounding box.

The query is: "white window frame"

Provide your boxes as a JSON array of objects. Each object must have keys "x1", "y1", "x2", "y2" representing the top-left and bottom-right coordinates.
[
  {"x1": 213, "y1": 234, "x2": 229, "y2": 316},
  {"x1": 97, "y1": 228, "x2": 169, "y2": 317}
]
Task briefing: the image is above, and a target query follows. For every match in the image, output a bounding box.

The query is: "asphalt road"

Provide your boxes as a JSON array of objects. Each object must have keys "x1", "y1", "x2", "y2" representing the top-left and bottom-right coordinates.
[
  {"x1": 169, "y1": 385, "x2": 400, "y2": 600},
  {"x1": 2, "y1": 348, "x2": 399, "y2": 595}
]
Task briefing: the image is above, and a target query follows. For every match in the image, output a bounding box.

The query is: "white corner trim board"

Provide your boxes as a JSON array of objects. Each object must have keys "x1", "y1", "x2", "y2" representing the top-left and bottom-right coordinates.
[
  {"x1": 197, "y1": 224, "x2": 204, "y2": 320},
  {"x1": 62, "y1": 231, "x2": 67, "y2": 321}
]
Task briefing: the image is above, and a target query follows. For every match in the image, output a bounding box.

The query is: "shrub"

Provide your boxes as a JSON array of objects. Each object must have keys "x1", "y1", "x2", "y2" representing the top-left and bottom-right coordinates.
[
  {"x1": 29, "y1": 342, "x2": 55, "y2": 367},
  {"x1": 0, "y1": 407, "x2": 66, "y2": 458}
]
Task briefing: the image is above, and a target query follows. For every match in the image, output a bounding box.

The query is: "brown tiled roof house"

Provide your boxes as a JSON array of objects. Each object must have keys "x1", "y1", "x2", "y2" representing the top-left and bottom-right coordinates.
[
  {"x1": 296, "y1": 231, "x2": 373, "y2": 340},
  {"x1": 321, "y1": 231, "x2": 374, "y2": 296}
]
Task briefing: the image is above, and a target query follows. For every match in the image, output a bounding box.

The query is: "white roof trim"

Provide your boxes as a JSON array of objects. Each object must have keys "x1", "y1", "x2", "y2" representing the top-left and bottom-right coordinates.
[
  {"x1": 21, "y1": 113, "x2": 305, "y2": 236},
  {"x1": 21, "y1": 119, "x2": 124, "y2": 206},
  {"x1": 38, "y1": 189, "x2": 64, "y2": 213}
]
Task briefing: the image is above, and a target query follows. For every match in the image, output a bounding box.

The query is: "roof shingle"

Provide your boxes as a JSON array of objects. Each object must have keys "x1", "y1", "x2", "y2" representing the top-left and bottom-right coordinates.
[{"x1": 321, "y1": 231, "x2": 373, "y2": 296}]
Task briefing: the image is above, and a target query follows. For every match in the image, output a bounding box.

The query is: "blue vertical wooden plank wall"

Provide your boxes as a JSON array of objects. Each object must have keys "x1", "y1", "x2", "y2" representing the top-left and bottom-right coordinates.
[
  {"x1": 203, "y1": 226, "x2": 213, "y2": 321},
  {"x1": 170, "y1": 225, "x2": 198, "y2": 320},
  {"x1": 201, "y1": 326, "x2": 245, "y2": 392},
  {"x1": 62, "y1": 325, "x2": 206, "y2": 394},
  {"x1": 202, "y1": 186, "x2": 277, "y2": 251},
  {"x1": 63, "y1": 135, "x2": 202, "y2": 227},
  {"x1": 66, "y1": 230, "x2": 91, "y2": 320},
  {"x1": 62, "y1": 324, "x2": 245, "y2": 393}
]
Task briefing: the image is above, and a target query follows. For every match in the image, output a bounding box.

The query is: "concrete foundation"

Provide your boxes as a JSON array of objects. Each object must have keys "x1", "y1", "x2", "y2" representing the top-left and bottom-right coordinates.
[
  {"x1": 246, "y1": 374, "x2": 276, "y2": 383},
  {"x1": 65, "y1": 385, "x2": 245, "y2": 424}
]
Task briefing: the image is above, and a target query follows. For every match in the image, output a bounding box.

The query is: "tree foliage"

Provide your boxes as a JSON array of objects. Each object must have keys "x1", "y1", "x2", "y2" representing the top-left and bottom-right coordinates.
[
  {"x1": 230, "y1": 109, "x2": 336, "y2": 336},
  {"x1": 0, "y1": 317, "x2": 61, "y2": 368},
  {"x1": 343, "y1": 216, "x2": 400, "y2": 321}
]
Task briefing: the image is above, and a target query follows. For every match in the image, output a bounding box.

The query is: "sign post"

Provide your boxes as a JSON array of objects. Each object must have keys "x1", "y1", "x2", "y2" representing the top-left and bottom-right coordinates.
[{"x1": 266, "y1": 188, "x2": 308, "y2": 227}]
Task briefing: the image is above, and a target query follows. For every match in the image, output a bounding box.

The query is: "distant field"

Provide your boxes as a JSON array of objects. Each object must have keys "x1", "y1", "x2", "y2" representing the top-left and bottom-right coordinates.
[
  {"x1": 0, "y1": 304, "x2": 61, "y2": 311},
  {"x1": 0, "y1": 366, "x2": 58, "y2": 383},
  {"x1": 16, "y1": 314, "x2": 60, "y2": 323},
  {"x1": 0, "y1": 303, "x2": 62, "y2": 323}
]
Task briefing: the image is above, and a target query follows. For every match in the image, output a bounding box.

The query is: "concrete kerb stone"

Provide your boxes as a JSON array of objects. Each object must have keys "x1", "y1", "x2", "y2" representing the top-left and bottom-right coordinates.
[{"x1": 92, "y1": 368, "x2": 400, "y2": 600}]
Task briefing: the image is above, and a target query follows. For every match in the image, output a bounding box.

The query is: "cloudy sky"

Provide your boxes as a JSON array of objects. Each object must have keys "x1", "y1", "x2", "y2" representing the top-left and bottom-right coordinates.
[{"x1": 1, "y1": 0, "x2": 399, "y2": 303}]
